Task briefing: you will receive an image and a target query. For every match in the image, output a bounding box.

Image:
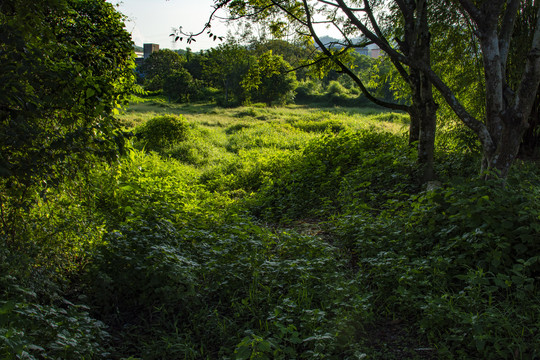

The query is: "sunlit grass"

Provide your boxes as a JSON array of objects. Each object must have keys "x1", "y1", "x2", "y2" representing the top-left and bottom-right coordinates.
[{"x1": 118, "y1": 99, "x2": 409, "y2": 135}]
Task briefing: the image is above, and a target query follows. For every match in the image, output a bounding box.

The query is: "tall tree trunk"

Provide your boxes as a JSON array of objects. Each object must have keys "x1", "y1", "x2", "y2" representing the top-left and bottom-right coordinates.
[
  {"x1": 409, "y1": 70, "x2": 437, "y2": 182},
  {"x1": 425, "y1": 0, "x2": 540, "y2": 179},
  {"x1": 518, "y1": 90, "x2": 540, "y2": 158},
  {"x1": 404, "y1": 0, "x2": 437, "y2": 181},
  {"x1": 475, "y1": 1, "x2": 540, "y2": 177},
  {"x1": 418, "y1": 75, "x2": 438, "y2": 182},
  {"x1": 409, "y1": 109, "x2": 420, "y2": 145},
  {"x1": 482, "y1": 113, "x2": 529, "y2": 177}
]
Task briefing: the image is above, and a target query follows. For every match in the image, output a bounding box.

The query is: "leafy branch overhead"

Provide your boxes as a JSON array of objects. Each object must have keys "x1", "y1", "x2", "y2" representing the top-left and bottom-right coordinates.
[{"x1": 208, "y1": 0, "x2": 540, "y2": 180}]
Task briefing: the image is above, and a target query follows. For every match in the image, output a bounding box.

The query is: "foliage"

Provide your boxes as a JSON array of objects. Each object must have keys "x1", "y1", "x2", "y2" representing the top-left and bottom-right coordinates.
[
  {"x1": 162, "y1": 68, "x2": 197, "y2": 103},
  {"x1": 0, "y1": 0, "x2": 137, "y2": 348},
  {"x1": 0, "y1": 172, "x2": 111, "y2": 358},
  {"x1": 241, "y1": 51, "x2": 298, "y2": 105},
  {"x1": 0, "y1": 0, "x2": 134, "y2": 182},
  {"x1": 331, "y1": 175, "x2": 540, "y2": 358},
  {"x1": 250, "y1": 39, "x2": 316, "y2": 80},
  {"x1": 0, "y1": 0, "x2": 135, "y2": 240},
  {"x1": 80, "y1": 149, "x2": 368, "y2": 359},
  {"x1": 134, "y1": 114, "x2": 190, "y2": 152},
  {"x1": 251, "y1": 129, "x2": 418, "y2": 221},
  {"x1": 326, "y1": 80, "x2": 348, "y2": 96},
  {"x1": 202, "y1": 42, "x2": 254, "y2": 106},
  {"x1": 138, "y1": 49, "x2": 186, "y2": 90},
  {"x1": 226, "y1": 122, "x2": 313, "y2": 153},
  {"x1": 0, "y1": 279, "x2": 109, "y2": 360},
  {"x1": 3, "y1": 98, "x2": 539, "y2": 359}
]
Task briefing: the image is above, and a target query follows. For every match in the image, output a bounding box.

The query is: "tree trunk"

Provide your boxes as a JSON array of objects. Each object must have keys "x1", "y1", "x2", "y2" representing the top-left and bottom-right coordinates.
[
  {"x1": 408, "y1": 109, "x2": 420, "y2": 145},
  {"x1": 405, "y1": 0, "x2": 437, "y2": 182},
  {"x1": 475, "y1": 1, "x2": 540, "y2": 177},
  {"x1": 518, "y1": 88, "x2": 540, "y2": 158},
  {"x1": 483, "y1": 114, "x2": 528, "y2": 177},
  {"x1": 417, "y1": 86, "x2": 438, "y2": 182}
]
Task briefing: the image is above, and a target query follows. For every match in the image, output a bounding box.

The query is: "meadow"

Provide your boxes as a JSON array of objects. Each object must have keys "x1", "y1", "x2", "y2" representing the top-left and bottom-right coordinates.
[{"x1": 2, "y1": 97, "x2": 539, "y2": 359}]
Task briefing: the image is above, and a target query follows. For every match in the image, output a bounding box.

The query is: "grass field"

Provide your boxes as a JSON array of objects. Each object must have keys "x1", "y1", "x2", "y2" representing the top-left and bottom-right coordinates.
[{"x1": 117, "y1": 98, "x2": 409, "y2": 133}]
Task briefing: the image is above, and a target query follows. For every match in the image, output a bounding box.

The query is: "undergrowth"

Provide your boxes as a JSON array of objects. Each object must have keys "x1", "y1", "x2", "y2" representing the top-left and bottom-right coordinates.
[{"x1": 2, "y1": 103, "x2": 539, "y2": 359}]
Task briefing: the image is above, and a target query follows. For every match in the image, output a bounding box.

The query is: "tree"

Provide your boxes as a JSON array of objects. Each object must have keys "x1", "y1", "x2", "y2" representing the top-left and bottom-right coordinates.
[
  {"x1": 509, "y1": 2, "x2": 540, "y2": 158},
  {"x1": 426, "y1": 0, "x2": 540, "y2": 177},
  {"x1": 0, "y1": 0, "x2": 135, "y2": 239},
  {"x1": 184, "y1": 49, "x2": 207, "y2": 81},
  {"x1": 250, "y1": 39, "x2": 317, "y2": 80},
  {"x1": 202, "y1": 42, "x2": 254, "y2": 105},
  {"x1": 213, "y1": 0, "x2": 438, "y2": 181},
  {"x1": 163, "y1": 68, "x2": 197, "y2": 103},
  {"x1": 138, "y1": 49, "x2": 186, "y2": 91},
  {"x1": 242, "y1": 50, "x2": 298, "y2": 105},
  {"x1": 197, "y1": 0, "x2": 540, "y2": 179}
]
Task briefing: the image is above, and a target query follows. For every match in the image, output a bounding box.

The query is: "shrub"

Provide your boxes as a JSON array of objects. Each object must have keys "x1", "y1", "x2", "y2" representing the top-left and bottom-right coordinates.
[
  {"x1": 226, "y1": 123, "x2": 314, "y2": 153},
  {"x1": 135, "y1": 114, "x2": 189, "y2": 151},
  {"x1": 326, "y1": 80, "x2": 348, "y2": 96},
  {"x1": 331, "y1": 177, "x2": 540, "y2": 358},
  {"x1": 252, "y1": 128, "x2": 417, "y2": 221},
  {"x1": 84, "y1": 216, "x2": 368, "y2": 359},
  {"x1": 295, "y1": 79, "x2": 323, "y2": 97},
  {"x1": 288, "y1": 118, "x2": 346, "y2": 133}
]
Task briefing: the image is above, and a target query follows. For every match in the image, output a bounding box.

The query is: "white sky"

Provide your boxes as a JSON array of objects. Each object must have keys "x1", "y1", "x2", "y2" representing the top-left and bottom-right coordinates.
[{"x1": 108, "y1": 0, "x2": 230, "y2": 52}]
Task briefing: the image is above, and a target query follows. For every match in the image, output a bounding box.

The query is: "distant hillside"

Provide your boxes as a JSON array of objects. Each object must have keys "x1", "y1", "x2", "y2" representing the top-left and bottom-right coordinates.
[
  {"x1": 318, "y1": 35, "x2": 342, "y2": 47},
  {"x1": 134, "y1": 45, "x2": 143, "y2": 52},
  {"x1": 316, "y1": 36, "x2": 373, "y2": 49}
]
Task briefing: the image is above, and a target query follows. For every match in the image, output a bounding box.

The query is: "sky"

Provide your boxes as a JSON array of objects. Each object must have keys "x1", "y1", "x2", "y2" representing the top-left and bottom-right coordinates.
[{"x1": 108, "y1": 0, "x2": 230, "y2": 52}]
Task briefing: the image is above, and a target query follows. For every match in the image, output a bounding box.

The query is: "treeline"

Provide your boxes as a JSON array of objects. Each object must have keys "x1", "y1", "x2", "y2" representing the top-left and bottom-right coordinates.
[{"x1": 136, "y1": 40, "x2": 395, "y2": 107}]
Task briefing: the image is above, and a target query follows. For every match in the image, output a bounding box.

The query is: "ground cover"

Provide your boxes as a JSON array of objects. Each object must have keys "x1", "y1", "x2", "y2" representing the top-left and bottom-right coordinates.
[{"x1": 2, "y1": 98, "x2": 539, "y2": 359}]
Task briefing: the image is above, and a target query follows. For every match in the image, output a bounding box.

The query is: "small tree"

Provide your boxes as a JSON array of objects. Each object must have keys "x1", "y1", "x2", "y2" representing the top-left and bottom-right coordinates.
[
  {"x1": 163, "y1": 68, "x2": 197, "y2": 103},
  {"x1": 242, "y1": 50, "x2": 298, "y2": 105},
  {"x1": 202, "y1": 42, "x2": 254, "y2": 105},
  {"x1": 138, "y1": 49, "x2": 186, "y2": 90}
]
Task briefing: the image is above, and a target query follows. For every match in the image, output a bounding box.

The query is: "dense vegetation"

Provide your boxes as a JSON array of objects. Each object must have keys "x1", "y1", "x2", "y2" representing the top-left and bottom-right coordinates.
[
  {"x1": 2, "y1": 0, "x2": 540, "y2": 359},
  {"x1": 2, "y1": 97, "x2": 539, "y2": 358},
  {"x1": 137, "y1": 39, "x2": 393, "y2": 108}
]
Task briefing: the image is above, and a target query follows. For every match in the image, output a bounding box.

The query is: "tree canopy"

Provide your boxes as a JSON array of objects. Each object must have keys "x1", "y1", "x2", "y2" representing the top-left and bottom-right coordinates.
[
  {"x1": 0, "y1": 0, "x2": 135, "y2": 236},
  {"x1": 242, "y1": 50, "x2": 298, "y2": 105},
  {"x1": 138, "y1": 49, "x2": 187, "y2": 91},
  {"x1": 207, "y1": 0, "x2": 540, "y2": 179}
]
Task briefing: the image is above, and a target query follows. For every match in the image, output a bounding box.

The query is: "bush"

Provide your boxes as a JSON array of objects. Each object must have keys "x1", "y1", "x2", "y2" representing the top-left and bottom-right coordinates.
[
  {"x1": 288, "y1": 119, "x2": 346, "y2": 133},
  {"x1": 326, "y1": 81, "x2": 348, "y2": 96},
  {"x1": 331, "y1": 177, "x2": 540, "y2": 358},
  {"x1": 295, "y1": 79, "x2": 323, "y2": 97},
  {"x1": 81, "y1": 151, "x2": 369, "y2": 359},
  {"x1": 135, "y1": 114, "x2": 190, "y2": 151},
  {"x1": 251, "y1": 128, "x2": 417, "y2": 221}
]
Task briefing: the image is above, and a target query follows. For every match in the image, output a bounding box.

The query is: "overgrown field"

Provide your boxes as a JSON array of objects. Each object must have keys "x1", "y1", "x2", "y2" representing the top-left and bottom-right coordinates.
[{"x1": 2, "y1": 99, "x2": 539, "y2": 359}]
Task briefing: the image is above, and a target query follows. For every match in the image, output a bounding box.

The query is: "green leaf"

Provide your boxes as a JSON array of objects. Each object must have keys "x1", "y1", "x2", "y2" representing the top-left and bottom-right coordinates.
[{"x1": 86, "y1": 87, "x2": 96, "y2": 98}]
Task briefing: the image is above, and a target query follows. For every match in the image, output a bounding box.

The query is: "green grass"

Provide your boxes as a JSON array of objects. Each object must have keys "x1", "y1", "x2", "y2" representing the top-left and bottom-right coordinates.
[
  {"x1": 3, "y1": 98, "x2": 539, "y2": 359},
  {"x1": 117, "y1": 97, "x2": 408, "y2": 134}
]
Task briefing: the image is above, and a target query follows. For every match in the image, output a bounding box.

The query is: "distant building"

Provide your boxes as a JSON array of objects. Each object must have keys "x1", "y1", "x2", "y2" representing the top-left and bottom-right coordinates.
[
  {"x1": 368, "y1": 44, "x2": 381, "y2": 58},
  {"x1": 357, "y1": 47, "x2": 369, "y2": 56},
  {"x1": 144, "y1": 43, "x2": 159, "y2": 59},
  {"x1": 135, "y1": 43, "x2": 159, "y2": 66}
]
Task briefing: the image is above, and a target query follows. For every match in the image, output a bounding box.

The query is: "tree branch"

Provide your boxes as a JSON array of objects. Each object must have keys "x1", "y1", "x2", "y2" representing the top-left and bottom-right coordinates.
[
  {"x1": 337, "y1": 0, "x2": 411, "y2": 83},
  {"x1": 515, "y1": 4, "x2": 540, "y2": 123},
  {"x1": 499, "y1": 0, "x2": 520, "y2": 72},
  {"x1": 301, "y1": 0, "x2": 410, "y2": 112},
  {"x1": 456, "y1": 0, "x2": 484, "y2": 26},
  {"x1": 424, "y1": 65, "x2": 495, "y2": 153}
]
